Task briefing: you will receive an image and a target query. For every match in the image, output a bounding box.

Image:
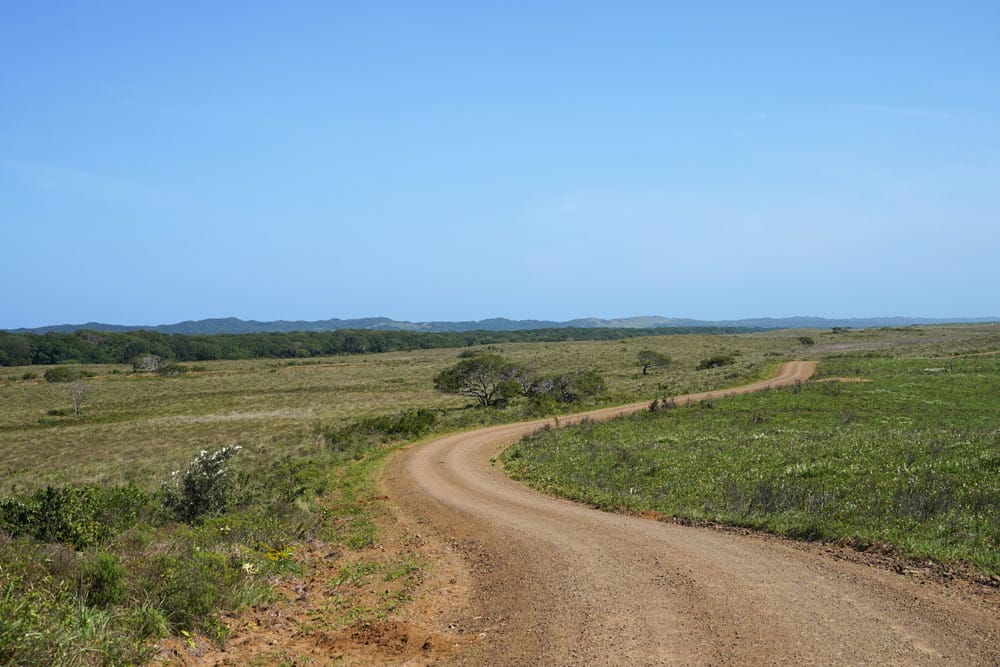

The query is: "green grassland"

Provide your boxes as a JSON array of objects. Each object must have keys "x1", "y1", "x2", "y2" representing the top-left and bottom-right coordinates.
[
  {"x1": 0, "y1": 323, "x2": 996, "y2": 663},
  {"x1": 5, "y1": 323, "x2": 996, "y2": 492},
  {"x1": 505, "y1": 350, "x2": 1000, "y2": 576}
]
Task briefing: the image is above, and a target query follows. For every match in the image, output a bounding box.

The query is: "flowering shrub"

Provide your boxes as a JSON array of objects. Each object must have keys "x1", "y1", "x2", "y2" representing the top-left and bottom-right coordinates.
[{"x1": 161, "y1": 446, "x2": 241, "y2": 523}]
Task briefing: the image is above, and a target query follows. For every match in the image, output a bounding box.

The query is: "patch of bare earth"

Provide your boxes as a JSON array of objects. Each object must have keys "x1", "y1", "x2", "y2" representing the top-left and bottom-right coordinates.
[{"x1": 150, "y1": 507, "x2": 474, "y2": 665}]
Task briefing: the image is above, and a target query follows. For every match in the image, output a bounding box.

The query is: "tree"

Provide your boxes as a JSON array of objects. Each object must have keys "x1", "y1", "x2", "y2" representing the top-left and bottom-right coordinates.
[
  {"x1": 433, "y1": 354, "x2": 527, "y2": 407},
  {"x1": 69, "y1": 380, "x2": 90, "y2": 417},
  {"x1": 637, "y1": 350, "x2": 672, "y2": 375},
  {"x1": 529, "y1": 369, "x2": 607, "y2": 406},
  {"x1": 132, "y1": 355, "x2": 162, "y2": 372}
]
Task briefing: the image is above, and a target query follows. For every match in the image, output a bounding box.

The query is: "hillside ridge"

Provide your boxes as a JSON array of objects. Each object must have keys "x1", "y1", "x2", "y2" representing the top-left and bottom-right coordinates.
[{"x1": 6, "y1": 315, "x2": 998, "y2": 335}]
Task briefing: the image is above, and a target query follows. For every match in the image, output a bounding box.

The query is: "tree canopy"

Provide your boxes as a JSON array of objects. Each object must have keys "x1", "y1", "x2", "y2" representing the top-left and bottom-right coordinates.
[
  {"x1": 0, "y1": 326, "x2": 756, "y2": 368},
  {"x1": 433, "y1": 354, "x2": 528, "y2": 407},
  {"x1": 637, "y1": 350, "x2": 672, "y2": 375}
]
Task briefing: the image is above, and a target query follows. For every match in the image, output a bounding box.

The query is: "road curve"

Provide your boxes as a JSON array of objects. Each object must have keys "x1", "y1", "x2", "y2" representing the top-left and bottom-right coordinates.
[{"x1": 383, "y1": 362, "x2": 1000, "y2": 665}]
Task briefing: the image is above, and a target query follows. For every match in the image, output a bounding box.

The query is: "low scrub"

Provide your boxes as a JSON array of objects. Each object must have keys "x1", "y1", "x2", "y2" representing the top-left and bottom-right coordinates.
[
  {"x1": 0, "y1": 484, "x2": 150, "y2": 549},
  {"x1": 0, "y1": 428, "x2": 413, "y2": 663},
  {"x1": 43, "y1": 366, "x2": 95, "y2": 383},
  {"x1": 321, "y1": 408, "x2": 439, "y2": 453},
  {"x1": 696, "y1": 354, "x2": 735, "y2": 370}
]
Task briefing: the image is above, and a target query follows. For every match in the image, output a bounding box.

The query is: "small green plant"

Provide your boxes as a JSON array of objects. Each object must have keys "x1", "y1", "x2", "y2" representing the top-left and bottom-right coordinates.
[
  {"x1": 81, "y1": 552, "x2": 128, "y2": 608},
  {"x1": 126, "y1": 604, "x2": 169, "y2": 640}
]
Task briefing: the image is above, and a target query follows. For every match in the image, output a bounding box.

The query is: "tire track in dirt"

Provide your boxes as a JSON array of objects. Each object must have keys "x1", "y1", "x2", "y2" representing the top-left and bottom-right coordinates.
[{"x1": 383, "y1": 362, "x2": 1000, "y2": 665}]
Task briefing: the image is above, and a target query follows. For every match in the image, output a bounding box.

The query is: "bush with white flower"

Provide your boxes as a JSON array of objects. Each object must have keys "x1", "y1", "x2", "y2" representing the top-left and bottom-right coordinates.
[{"x1": 161, "y1": 446, "x2": 242, "y2": 523}]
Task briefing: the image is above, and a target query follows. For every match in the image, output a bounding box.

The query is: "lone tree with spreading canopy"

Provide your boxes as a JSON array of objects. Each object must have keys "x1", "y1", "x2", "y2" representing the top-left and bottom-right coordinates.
[
  {"x1": 637, "y1": 350, "x2": 672, "y2": 375},
  {"x1": 433, "y1": 354, "x2": 527, "y2": 407}
]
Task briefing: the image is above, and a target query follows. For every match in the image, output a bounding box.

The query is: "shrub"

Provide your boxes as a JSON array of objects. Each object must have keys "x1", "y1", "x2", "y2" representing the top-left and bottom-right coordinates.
[
  {"x1": 529, "y1": 370, "x2": 607, "y2": 407},
  {"x1": 131, "y1": 355, "x2": 162, "y2": 372},
  {"x1": 156, "y1": 362, "x2": 188, "y2": 377},
  {"x1": 0, "y1": 484, "x2": 150, "y2": 549},
  {"x1": 126, "y1": 604, "x2": 169, "y2": 640},
  {"x1": 142, "y1": 550, "x2": 241, "y2": 633},
  {"x1": 81, "y1": 552, "x2": 128, "y2": 608},
  {"x1": 43, "y1": 366, "x2": 94, "y2": 383},
  {"x1": 323, "y1": 409, "x2": 439, "y2": 452},
  {"x1": 797, "y1": 336, "x2": 816, "y2": 345},
  {"x1": 696, "y1": 354, "x2": 735, "y2": 370},
  {"x1": 161, "y1": 446, "x2": 242, "y2": 523}
]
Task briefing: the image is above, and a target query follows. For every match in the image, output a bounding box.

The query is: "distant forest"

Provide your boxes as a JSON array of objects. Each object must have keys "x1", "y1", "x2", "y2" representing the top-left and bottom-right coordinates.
[{"x1": 0, "y1": 327, "x2": 758, "y2": 367}]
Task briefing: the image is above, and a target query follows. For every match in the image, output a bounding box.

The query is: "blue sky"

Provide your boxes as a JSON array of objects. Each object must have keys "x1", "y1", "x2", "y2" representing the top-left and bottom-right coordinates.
[{"x1": 3, "y1": 2, "x2": 998, "y2": 328}]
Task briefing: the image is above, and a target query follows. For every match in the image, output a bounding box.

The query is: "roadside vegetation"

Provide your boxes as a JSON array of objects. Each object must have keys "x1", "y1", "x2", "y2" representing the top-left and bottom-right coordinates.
[
  {"x1": 505, "y1": 354, "x2": 1000, "y2": 576},
  {"x1": 0, "y1": 323, "x2": 996, "y2": 663}
]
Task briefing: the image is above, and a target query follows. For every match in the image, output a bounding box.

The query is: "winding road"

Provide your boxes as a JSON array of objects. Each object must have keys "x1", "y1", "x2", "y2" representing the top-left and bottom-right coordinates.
[{"x1": 383, "y1": 362, "x2": 1000, "y2": 665}]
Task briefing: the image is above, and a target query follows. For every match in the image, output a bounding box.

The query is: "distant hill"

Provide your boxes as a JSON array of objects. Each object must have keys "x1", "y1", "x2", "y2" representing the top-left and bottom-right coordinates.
[{"x1": 6, "y1": 315, "x2": 998, "y2": 336}]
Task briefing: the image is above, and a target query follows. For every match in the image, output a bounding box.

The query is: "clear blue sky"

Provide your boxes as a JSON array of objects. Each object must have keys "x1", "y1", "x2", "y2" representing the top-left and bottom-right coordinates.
[{"x1": 3, "y1": 2, "x2": 998, "y2": 328}]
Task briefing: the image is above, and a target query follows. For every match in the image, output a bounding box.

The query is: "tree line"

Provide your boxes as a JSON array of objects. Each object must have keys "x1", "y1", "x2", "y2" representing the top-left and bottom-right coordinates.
[{"x1": 0, "y1": 326, "x2": 758, "y2": 367}]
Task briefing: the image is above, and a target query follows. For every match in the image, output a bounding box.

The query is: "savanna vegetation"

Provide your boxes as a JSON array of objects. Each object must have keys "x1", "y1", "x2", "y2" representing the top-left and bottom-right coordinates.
[
  {"x1": 505, "y1": 349, "x2": 1000, "y2": 577},
  {"x1": 0, "y1": 323, "x2": 997, "y2": 663}
]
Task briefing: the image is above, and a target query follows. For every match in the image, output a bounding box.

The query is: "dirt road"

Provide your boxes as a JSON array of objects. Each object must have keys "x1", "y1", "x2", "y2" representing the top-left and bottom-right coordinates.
[{"x1": 383, "y1": 362, "x2": 1000, "y2": 665}]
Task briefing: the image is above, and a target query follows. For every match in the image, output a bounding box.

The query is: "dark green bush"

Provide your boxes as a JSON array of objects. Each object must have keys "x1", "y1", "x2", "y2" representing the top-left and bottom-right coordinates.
[
  {"x1": 697, "y1": 354, "x2": 735, "y2": 370},
  {"x1": 143, "y1": 550, "x2": 240, "y2": 632},
  {"x1": 0, "y1": 484, "x2": 150, "y2": 549},
  {"x1": 126, "y1": 605, "x2": 169, "y2": 640},
  {"x1": 43, "y1": 366, "x2": 94, "y2": 383},
  {"x1": 81, "y1": 552, "x2": 128, "y2": 608},
  {"x1": 323, "y1": 409, "x2": 439, "y2": 452}
]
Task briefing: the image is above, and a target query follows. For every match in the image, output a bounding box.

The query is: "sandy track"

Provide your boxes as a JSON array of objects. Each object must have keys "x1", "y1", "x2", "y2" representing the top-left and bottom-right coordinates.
[{"x1": 383, "y1": 362, "x2": 999, "y2": 665}]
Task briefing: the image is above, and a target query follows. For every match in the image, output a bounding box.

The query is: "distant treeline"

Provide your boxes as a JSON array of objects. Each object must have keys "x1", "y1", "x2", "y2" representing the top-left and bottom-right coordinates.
[{"x1": 0, "y1": 326, "x2": 759, "y2": 367}]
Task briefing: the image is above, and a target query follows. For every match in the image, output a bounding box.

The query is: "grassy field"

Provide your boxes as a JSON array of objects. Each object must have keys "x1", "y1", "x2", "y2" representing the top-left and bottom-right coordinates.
[
  {"x1": 504, "y1": 348, "x2": 1000, "y2": 576},
  {"x1": 0, "y1": 323, "x2": 997, "y2": 663},
  {"x1": 5, "y1": 323, "x2": 996, "y2": 493}
]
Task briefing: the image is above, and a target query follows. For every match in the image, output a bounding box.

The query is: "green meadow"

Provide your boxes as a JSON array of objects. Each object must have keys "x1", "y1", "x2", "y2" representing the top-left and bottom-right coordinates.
[{"x1": 505, "y1": 352, "x2": 1000, "y2": 575}]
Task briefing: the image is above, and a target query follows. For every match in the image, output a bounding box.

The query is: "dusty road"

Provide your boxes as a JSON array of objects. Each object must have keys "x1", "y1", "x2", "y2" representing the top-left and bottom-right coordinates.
[{"x1": 384, "y1": 362, "x2": 1000, "y2": 665}]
